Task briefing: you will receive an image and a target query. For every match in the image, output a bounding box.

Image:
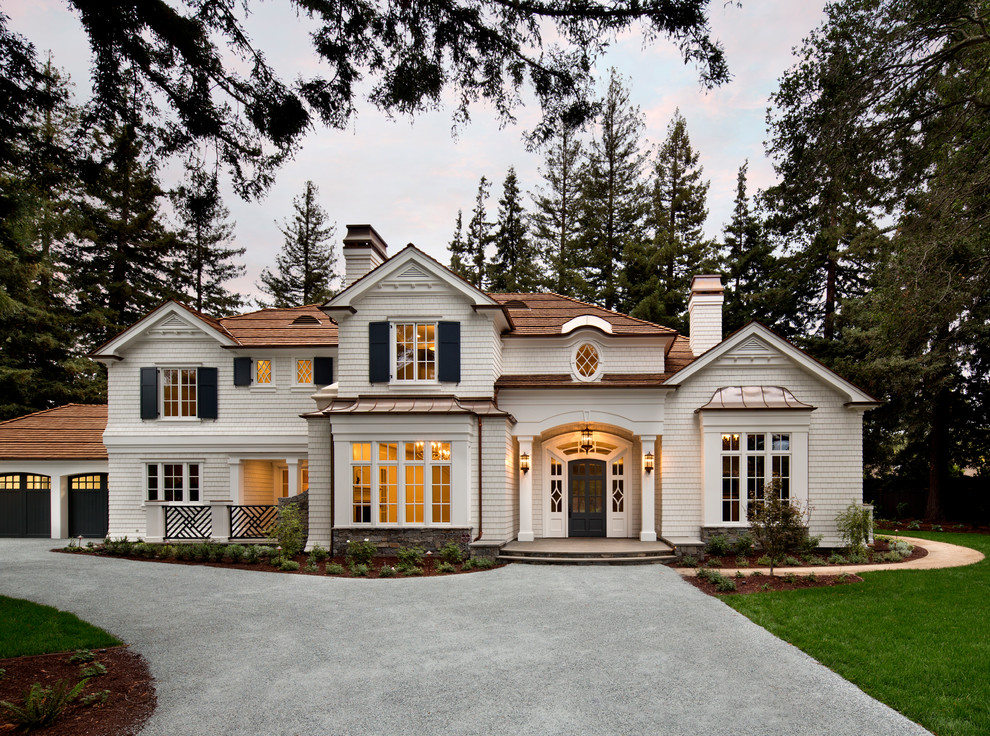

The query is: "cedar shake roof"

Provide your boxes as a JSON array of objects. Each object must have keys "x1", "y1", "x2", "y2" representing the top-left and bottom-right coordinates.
[
  {"x1": 218, "y1": 305, "x2": 338, "y2": 347},
  {"x1": 0, "y1": 404, "x2": 108, "y2": 460},
  {"x1": 489, "y1": 293, "x2": 677, "y2": 337}
]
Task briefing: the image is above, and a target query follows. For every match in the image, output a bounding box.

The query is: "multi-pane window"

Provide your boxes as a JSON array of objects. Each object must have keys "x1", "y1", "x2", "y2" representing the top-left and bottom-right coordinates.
[
  {"x1": 162, "y1": 368, "x2": 197, "y2": 417},
  {"x1": 350, "y1": 440, "x2": 452, "y2": 525},
  {"x1": 256, "y1": 359, "x2": 273, "y2": 384},
  {"x1": 574, "y1": 343, "x2": 600, "y2": 378},
  {"x1": 721, "y1": 432, "x2": 792, "y2": 522},
  {"x1": 295, "y1": 359, "x2": 313, "y2": 384},
  {"x1": 0, "y1": 474, "x2": 50, "y2": 491},
  {"x1": 146, "y1": 463, "x2": 200, "y2": 502},
  {"x1": 70, "y1": 475, "x2": 104, "y2": 490},
  {"x1": 611, "y1": 457, "x2": 625, "y2": 512},
  {"x1": 549, "y1": 458, "x2": 563, "y2": 513},
  {"x1": 395, "y1": 323, "x2": 436, "y2": 381}
]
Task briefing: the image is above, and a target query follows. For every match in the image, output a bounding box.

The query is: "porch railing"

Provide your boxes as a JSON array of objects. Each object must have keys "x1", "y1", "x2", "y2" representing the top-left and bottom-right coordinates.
[
  {"x1": 164, "y1": 505, "x2": 212, "y2": 540},
  {"x1": 229, "y1": 505, "x2": 278, "y2": 540}
]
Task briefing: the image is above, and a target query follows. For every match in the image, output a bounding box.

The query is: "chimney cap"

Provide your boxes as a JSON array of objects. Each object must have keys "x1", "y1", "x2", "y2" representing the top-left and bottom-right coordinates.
[
  {"x1": 342, "y1": 224, "x2": 389, "y2": 261},
  {"x1": 690, "y1": 274, "x2": 724, "y2": 294}
]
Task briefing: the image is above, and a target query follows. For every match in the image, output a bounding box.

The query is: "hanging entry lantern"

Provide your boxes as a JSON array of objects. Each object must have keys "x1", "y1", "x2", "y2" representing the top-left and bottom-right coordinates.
[{"x1": 580, "y1": 425, "x2": 595, "y2": 454}]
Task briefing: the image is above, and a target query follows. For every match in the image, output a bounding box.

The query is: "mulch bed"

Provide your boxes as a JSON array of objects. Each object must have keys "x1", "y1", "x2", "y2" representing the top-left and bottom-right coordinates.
[
  {"x1": 875, "y1": 520, "x2": 990, "y2": 534},
  {"x1": 685, "y1": 571, "x2": 865, "y2": 596},
  {"x1": 57, "y1": 549, "x2": 502, "y2": 578},
  {"x1": 668, "y1": 540, "x2": 928, "y2": 569},
  {"x1": 0, "y1": 647, "x2": 155, "y2": 736}
]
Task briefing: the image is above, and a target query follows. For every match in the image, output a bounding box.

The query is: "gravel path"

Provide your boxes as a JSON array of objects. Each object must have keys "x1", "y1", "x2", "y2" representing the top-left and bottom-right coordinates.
[{"x1": 0, "y1": 540, "x2": 931, "y2": 736}]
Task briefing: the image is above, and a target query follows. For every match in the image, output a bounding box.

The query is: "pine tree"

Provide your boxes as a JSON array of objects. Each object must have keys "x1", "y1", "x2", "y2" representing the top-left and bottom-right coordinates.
[
  {"x1": 721, "y1": 161, "x2": 776, "y2": 333},
  {"x1": 258, "y1": 181, "x2": 338, "y2": 307},
  {"x1": 577, "y1": 69, "x2": 648, "y2": 310},
  {"x1": 632, "y1": 109, "x2": 715, "y2": 331},
  {"x1": 170, "y1": 157, "x2": 245, "y2": 315},
  {"x1": 67, "y1": 111, "x2": 178, "y2": 350},
  {"x1": 488, "y1": 167, "x2": 542, "y2": 292},
  {"x1": 447, "y1": 209, "x2": 472, "y2": 282},
  {"x1": 463, "y1": 176, "x2": 492, "y2": 290},
  {"x1": 530, "y1": 122, "x2": 585, "y2": 296}
]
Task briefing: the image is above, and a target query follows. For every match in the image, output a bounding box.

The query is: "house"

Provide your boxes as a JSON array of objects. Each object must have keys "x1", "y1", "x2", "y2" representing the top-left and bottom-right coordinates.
[{"x1": 4, "y1": 224, "x2": 878, "y2": 554}]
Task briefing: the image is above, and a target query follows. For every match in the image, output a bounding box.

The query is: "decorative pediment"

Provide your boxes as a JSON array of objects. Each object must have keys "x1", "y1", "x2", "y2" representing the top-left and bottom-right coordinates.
[
  {"x1": 377, "y1": 261, "x2": 441, "y2": 292},
  {"x1": 147, "y1": 312, "x2": 205, "y2": 338},
  {"x1": 716, "y1": 335, "x2": 786, "y2": 366},
  {"x1": 89, "y1": 301, "x2": 238, "y2": 359}
]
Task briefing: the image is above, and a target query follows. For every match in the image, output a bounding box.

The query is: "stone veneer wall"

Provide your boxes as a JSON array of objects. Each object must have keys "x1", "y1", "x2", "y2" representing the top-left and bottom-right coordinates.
[
  {"x1": 331, "y1": 527, "x2": 473, "y2": 558},
  {"x1": 277, "y1": 491, "x2": 309, "y2": 549}
]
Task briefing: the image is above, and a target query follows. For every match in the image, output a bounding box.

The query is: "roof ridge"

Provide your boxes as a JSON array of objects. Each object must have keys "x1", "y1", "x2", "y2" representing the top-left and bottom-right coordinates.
[
  {"x1": 0, "y1": 403, "x2": 107, "y2": 426},
  {"x1": 489, "y1": 291, "x2": 677, "y2": 333}
]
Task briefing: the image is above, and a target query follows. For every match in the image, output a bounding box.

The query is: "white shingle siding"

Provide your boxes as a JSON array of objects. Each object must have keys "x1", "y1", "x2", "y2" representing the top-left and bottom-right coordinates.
[
  {"x1": 306, "y1": 417, "x2": 333, "y2": 548},
  {"x1": 334, "y1": 290, "x2": 502, "y2": 398},
  {"x1": 500, "y1": 335, "x2": 665, "y2": 377},
  {"x1": 479, "y1": 416, "x2": 515, "y2": 542}
]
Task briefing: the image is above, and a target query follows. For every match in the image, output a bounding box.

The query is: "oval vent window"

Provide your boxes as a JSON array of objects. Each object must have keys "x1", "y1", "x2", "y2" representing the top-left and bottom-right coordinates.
[{"x1": 574, "y1": 343, "x2": 600, "y2": 378}]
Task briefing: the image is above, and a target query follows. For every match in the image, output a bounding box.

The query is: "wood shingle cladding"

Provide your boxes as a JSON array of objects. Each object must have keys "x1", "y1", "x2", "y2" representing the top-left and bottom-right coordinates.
[
  {"x1": 218, "y1": 305, "x2": 338, "y2": 347},
  {"x1": 0, "y1": 404, "x2": 108, "y2": 460},
  {"x1": 489, "y1": 293, "x2": 677, "y2": 337}
]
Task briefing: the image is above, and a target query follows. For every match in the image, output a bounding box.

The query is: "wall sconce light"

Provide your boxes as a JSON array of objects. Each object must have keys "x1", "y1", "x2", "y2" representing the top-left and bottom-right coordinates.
[
  {"x1": 520, "y1": 453, "x2": 530, "y2": 474},
  {"x1": 644, "y1": 452, "x2": 655, "y2": 474},
  {"x1": 580, "y1": 425, "x2": 594, "y2": 454}
]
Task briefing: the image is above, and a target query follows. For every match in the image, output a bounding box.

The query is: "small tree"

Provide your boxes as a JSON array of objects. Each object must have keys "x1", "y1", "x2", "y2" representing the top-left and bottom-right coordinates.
[
  {"x1": 747, "y1": 480, "x2": 810, "y2": 576},
  {"x1": 267, "y1": 504, "x2": 305, "y2": 557},
  {"x1": 835, "y1": 503, "x2": 873, "y2": 553}
]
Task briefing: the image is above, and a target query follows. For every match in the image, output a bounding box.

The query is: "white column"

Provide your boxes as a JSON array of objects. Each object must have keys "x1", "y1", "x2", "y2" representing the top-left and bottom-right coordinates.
[
  {"x1": 517, "y1": 436, "x2": 534, "y2": 542},
  {"x1": 640, "y1": 435, "x2": 657, "y2": 542},
  {"x1": 287, "y1": 458, "x2": 300, "y2": 497},
  {"x1": 228, "y1": 459, "x2": 242, "y2": 505}
]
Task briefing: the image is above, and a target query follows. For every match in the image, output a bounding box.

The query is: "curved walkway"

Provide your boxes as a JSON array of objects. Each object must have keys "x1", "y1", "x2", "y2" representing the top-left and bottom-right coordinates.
[
  {"x1": 0, "y1": 539, "x2": 931, "y2": 736},
  {"x1": 676, "y1": 536, "x2": 984, "y2": 577}
]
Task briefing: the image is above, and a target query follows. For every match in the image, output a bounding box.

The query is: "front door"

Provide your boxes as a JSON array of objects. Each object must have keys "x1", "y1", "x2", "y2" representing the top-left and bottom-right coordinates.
[{"x1": 568, "y1": 459, "x2": 606, "y2": 537}]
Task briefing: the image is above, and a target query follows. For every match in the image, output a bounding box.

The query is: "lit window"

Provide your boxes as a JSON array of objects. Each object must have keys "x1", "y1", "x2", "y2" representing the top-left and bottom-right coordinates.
[
  {"x1": 296, "y1": 359, "x2": 313, "y2": 384},
  {"x1": 720, "y1": 432, "x2": 793, "y2": 522},
  {"x1": 352, "y1": 466, "x2": 371, "y2": 523},
  {"x1": 70, "y1": 475, "x2": 104, "y2": 490},
  {"x1": 432, "y1": 465, "x2": 450, "y2": 523},
  {"x1": 256, "y1": 359, "x2": 272, "y2": 384},
  {"x1": 349, "y1": 440, "x2": 453, "y2": 526},
  {"x1": 574, "y1": 343, "x2": 600, "y2": 378},
  {"x1": 162, "y1": 368, "x2": 197, "y2": 417},
  {"x1": 611, "y1": 457, "x2": 624, "y2": 513},
  {"x1": 379, "y1": 443, "x2": 397, "y2": 523},
  {"x1": 395, "y1": 323, "x2": 436, "y2": 381},
  {"x1": 405, "y1": 465, "x2": 424, "y2": 523},
  {"x1": 550, "y1": 458, "x2": 563, "y2": 513},
  {"x1": 146, "y1": 463, "x2": 200, "y2": 502}
]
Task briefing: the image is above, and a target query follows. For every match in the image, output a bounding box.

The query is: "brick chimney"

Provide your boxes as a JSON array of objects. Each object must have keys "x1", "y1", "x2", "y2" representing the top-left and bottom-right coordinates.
[
  {"x1": 688, "y1": 275, "x2": 724, "y2": 356},
  {"x1": 342, "y1": 224, "x2": 389, "y2": 287}
]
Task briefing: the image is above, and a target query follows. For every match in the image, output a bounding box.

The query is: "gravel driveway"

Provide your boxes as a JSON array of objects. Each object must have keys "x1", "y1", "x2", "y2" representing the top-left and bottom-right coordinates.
[{"x1": 0, "y1": 540, "x2": 931, "y2": 736}]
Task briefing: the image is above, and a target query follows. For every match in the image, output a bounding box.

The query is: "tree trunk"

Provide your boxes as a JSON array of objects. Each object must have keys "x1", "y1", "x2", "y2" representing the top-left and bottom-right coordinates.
[{"x1": 925, "y1": 397, "x2": 948, "y2": 521}]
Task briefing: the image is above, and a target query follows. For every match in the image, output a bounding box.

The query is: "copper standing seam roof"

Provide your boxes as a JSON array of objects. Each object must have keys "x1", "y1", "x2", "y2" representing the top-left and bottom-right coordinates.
[
  {"x1": 0, "y1": 404, "x2": 108, "y2": 460},
  {"x1": 311, "y1": 397, "x2": 515, "y2": 422},
  {"x1": 697, "y1": 386, "x2": 815, "y2": 411}
]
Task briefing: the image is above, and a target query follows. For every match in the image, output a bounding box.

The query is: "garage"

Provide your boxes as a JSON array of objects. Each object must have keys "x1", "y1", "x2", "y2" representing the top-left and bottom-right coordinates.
[
  {"x1": 68, "y1": 473, "x2": 109, "y2": 537},
  {"x1": 0, "y1": 473, "x2": 52, "y2": 537}
]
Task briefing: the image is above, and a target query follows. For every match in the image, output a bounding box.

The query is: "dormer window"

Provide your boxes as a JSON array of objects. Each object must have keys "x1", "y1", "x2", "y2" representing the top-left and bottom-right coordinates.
[
  {"x1": 573, "y1": 343, "x2": 602, "y2": 382},
  {"x1": 396, "y1": 323, "x2": 436, "y2": 381}
]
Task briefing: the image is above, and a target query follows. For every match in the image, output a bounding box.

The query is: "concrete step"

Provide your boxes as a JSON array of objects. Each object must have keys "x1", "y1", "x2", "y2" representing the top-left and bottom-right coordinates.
[{"x1": 498, "y1": 553, "x2": 677, "y2": 566}]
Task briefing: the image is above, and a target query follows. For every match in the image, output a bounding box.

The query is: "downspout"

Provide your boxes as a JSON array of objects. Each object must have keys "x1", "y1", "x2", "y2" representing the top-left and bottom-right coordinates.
[{"x1": 475, "y1": 415, "x2": 483, "y2": 541}]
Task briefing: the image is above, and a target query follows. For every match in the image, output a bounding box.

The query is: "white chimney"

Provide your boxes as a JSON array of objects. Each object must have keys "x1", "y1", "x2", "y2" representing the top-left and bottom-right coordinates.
[
  {"x1": 688, "y1": 274, "x2": 724, "y2": 356},
  {"x1": 342, "y1": 224, "x2": 389, "y2": 287}
]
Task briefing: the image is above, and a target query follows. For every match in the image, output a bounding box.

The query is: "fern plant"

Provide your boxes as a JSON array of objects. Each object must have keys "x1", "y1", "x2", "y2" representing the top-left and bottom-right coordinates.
[{"x1": 1, "y1": 678, "x2": 89, "y2": 728}]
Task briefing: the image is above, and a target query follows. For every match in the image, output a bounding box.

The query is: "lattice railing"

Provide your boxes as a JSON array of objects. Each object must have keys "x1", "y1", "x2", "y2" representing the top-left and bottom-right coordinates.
[
  {"x1": 229, "y1": 505, "x2": 278, "y2": 540},
  {"x1": 164, "y1": 505, "x2": 211, "y2": 540}
]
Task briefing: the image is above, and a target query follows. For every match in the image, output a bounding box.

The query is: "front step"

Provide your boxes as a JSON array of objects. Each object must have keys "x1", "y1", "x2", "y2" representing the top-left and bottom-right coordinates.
[{"x1": 499, "y1": 552, "x2": 676, "y2": 566}]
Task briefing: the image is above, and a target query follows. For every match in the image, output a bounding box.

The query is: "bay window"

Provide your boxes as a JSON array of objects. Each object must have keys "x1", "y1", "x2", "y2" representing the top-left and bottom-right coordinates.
[
  {"x1": 349, "y1": 440, "x2": 452, "y2": 525},
  {"x1": 720, "y1": 432, "x2": 792, "y2": 522}
]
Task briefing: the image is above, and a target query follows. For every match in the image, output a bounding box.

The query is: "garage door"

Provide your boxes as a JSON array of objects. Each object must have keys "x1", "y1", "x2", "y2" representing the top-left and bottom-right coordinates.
[
  {"x1": 68, "y1": 474, "x2": 109, "y2": 538},
  {"x1": 0, "y1": 474, "x2": 51, "y2": 537}
]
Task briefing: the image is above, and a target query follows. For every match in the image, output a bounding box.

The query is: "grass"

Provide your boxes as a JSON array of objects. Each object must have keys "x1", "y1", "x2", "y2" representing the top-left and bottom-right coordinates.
[
  {"x1": 0, "y1": 596, "x2": 122, "y2": 658},
  {"x1": 723, "y1": 532, "x2": 990, "y2": 736}
]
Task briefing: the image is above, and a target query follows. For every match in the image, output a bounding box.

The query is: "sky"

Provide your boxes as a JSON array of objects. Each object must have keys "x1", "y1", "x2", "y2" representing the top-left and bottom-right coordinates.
[{"x1": 6, "y1": 0, "x2": 828, "y2": 305}]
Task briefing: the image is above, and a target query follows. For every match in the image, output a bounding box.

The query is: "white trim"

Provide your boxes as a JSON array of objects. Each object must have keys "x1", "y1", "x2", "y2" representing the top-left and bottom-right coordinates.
[
  {"x1": 570, "y1": 340, "x2": 604, "y2": 382},
  {"x1": 94, "y1": 302, "x2": 238, "y2": 358},
  {"x1": 561, "y1": 315, "x2": 613, "y2": 334},
  {"x1": 293, "y1": 356, "x2": 315, "y2": 388},
  {"x1": 670, "y1": 322, "x2": 876, "y2": 403},
  {"x1": 252, "y1": 357, "x2": 276, "y2": 389}
]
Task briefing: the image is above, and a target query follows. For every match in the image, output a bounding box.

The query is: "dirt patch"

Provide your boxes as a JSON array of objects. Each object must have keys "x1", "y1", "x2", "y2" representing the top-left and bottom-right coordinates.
[
  {"x1": 686, "y1": 571, "x2": 865, "y2": 596},
  {"x1": 0, "y1": 647, "x2": 155, "y2": 736}
]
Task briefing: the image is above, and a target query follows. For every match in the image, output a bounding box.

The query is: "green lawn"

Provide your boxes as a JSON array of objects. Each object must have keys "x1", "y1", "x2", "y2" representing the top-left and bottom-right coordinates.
[
  {"x1": 0, "y1": 596, "x2": 122, "y2": 658},
  {"x1": 724, "y1": 532, "x2": 990, "y2": 736}
]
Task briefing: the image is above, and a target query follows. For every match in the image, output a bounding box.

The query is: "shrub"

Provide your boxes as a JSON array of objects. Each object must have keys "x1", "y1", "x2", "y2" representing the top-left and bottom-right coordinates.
[
  {"x1": 704, "y1": 534, "x2": 732, "y2": 557},
  {"x1": 67, "y1": 650, "x2": 95, "y2": 664},
  {"x1": 133, "y1": 542, "x2": 155, "y2": 558},
  {"x1": 734, "y1": 570, "x2": 745, "y2": 579},
  {"x1": 349, "y1": 563, "x2": 370, "y2": 577},
  {"x1": 267, "y1": 505, "x2": 305, "y2": 557},
  {"x1": 473, "y1": 556, "x2": 497, "y2": 569},
  {"x1": 378, "y1": 564, "x2": 397, "y2": 577},
  {"x1": 208, "y1": 544, "x2": 227, "y2": 562},
  {"x1": 460, "y1": 558, "x2": 476, "y2": 571},
  {"x1": 695, "y1": 568, "x2": 714, "y2": 583},
  {"x1": 308, "y1": 545, "x2": 329, "y2": 562},
  {"x1": 438, "y1": 541, "x2": 464, "y2": 564},
  {"x1": 396, "y1": 546, "x2": 425, "y2": 567},
  {"x1": 104, "y1": 537, "x2": 134, "y2": 556},
  {"x1": 680, "y1": 555, "x2": 699, "y2": 568},
  {"x1": 733, "y1": 533, "x2": 754, "y2": 556},
  {"x1": 882, "y1": 551, "x2": 904, "y2": 563},
  {"x1": 191, "y1": 543, "x2": 211, "y2": 561},
  {"x1": 226, "y1": 544, "x2": 246, "y2": 562},
  {"x1": 931, "y1": 524, "x2": 942, "y2": 532},
  {"x1": 835, "y1": 503, "x2": 873, "y2": 552},
  {"x1": 80, "y1": 690, "x2": 110, "y2": 706},
  {"x1": 907, "y1": 520, "x2": 921, "y2": 530},
  {"x1": 704, "y1": 557, "x2": 722, "y2": 568},
  {"x1": 279, "y1": 559, "x2": 300, "y2": 571},
  {"x1": 715, "y1": 576, "x2": 737, "y2": 593},
  {"x1": 159, "y1": 544, "x2": 176, "y2": 559},
  {"x1": 303, "y1": 561, "x2": 318, "y2": 573},
  {"x1": 0, "y1": 678, "x2": 89, "y2": 729},
  {"x1": 827, "y1": 552, "x2": 847, "y2": 565},
  {"x1": 175, "y1": 545, "x2": 193, "y2": 561},
  {"x1": 747, "y1": 482, "x2": 811, "y2": 575},
  {"x1": 783, "y1": 555, "x2": 803, "y2": 567},
  {"x1": 847, "y1": 551, "x2": 869, "y2": 564},
  {"x1": 80, "y1": 662, "x2": 107, "y2": 677},
  {"x1": 800, "y1": 534, "x2": 823, "y2": 555},
  {"x1": 436, "y1": 561, "x2": 456, "y2": 574},
  {"x1": 892, "y1": 540, "x2": 913, "y2": 556},
  {"x1": 243, "y1": 545, "x2": 260, "y2": 564},
  {"x1": 756, "y1": 554, "x2": 772, "y2": 566},
  {"x1": 735, "y1": 556, "x2": 749, "y2": 568},
  {"x1": 325, "y1": 562, "x2": 346, "y2": 575},
  {"x1": 804, "y1": 573, "x2": 818, "y2": 583},
  {"x1": 837, "y1": 572, "x2": 850, "y2": 583},
  {"x1": 808, "y1": 555, "x2": 826, "y2": 566},
  {"x1": 254, "y1": 545, "x2": 275, "y2": 559},
  {"x1": 396, "y1": 563, "x2": 423, "y2": 576},
  {"x1": 749, "y1": 570, "x2": 763, "y2": 578},
  {"x1": 345, "y1": 539, "x2": 376, "y2": 566},
  {"x1": 784, "y1": 572, "x2": 798, "y2": 584}
]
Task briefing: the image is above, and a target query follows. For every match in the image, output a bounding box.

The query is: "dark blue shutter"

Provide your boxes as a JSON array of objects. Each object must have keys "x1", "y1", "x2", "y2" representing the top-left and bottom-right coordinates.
[
  {"x1": 314, "y1": 357, "x2": 334, "y2": 386},
  {"x1": 369, "y1": 322, "x2": 390, "y2": 383},
  {"x1": 140, "y1": 367, "x2": 158, "y2": 419},
  {"x1": 438, "y1": 322, "x2": 461, "y2": 383},
  {"x1": 197, "y1": 367, "x2": 218, "y2": 419},
  {"x1": 233, "y1": 357, "x2": 252, "y2": 386}
]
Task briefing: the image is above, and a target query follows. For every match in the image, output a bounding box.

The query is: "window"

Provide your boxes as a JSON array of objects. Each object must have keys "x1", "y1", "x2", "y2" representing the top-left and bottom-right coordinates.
[
  {"x1": 611, "y1": 457, "x2": 625, "y2": 513},
  {"x1": 295, "y1": 359, "x2": 314, "y2": 385},
  {"x1": 146, "y1": 463, "x2": 200, "y2": 502},
  {"x1": 395, "y1": 323, "x2": 436, "y2": 381},
  {"x1": 719, "y1": 432, "x2": 791, "y2": 522},
  {"x1": 162, "y1": 368, "x2": 197, "y2": 418},
  {"x1": 349, "y1": 440, "x2": 452, "y2": 525},
  {"x1": 70, "y1": 475, "x2": 105, "y2": 490},
  {"x1": 574, "y1": 343, "x2": 599, "y2": 378},
  {"x1": 256, "y1": 359, "x2": 273, "y2": 385},
  {"x1": 550, "y1": 458, "x2": 563, "y2": 513}
]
